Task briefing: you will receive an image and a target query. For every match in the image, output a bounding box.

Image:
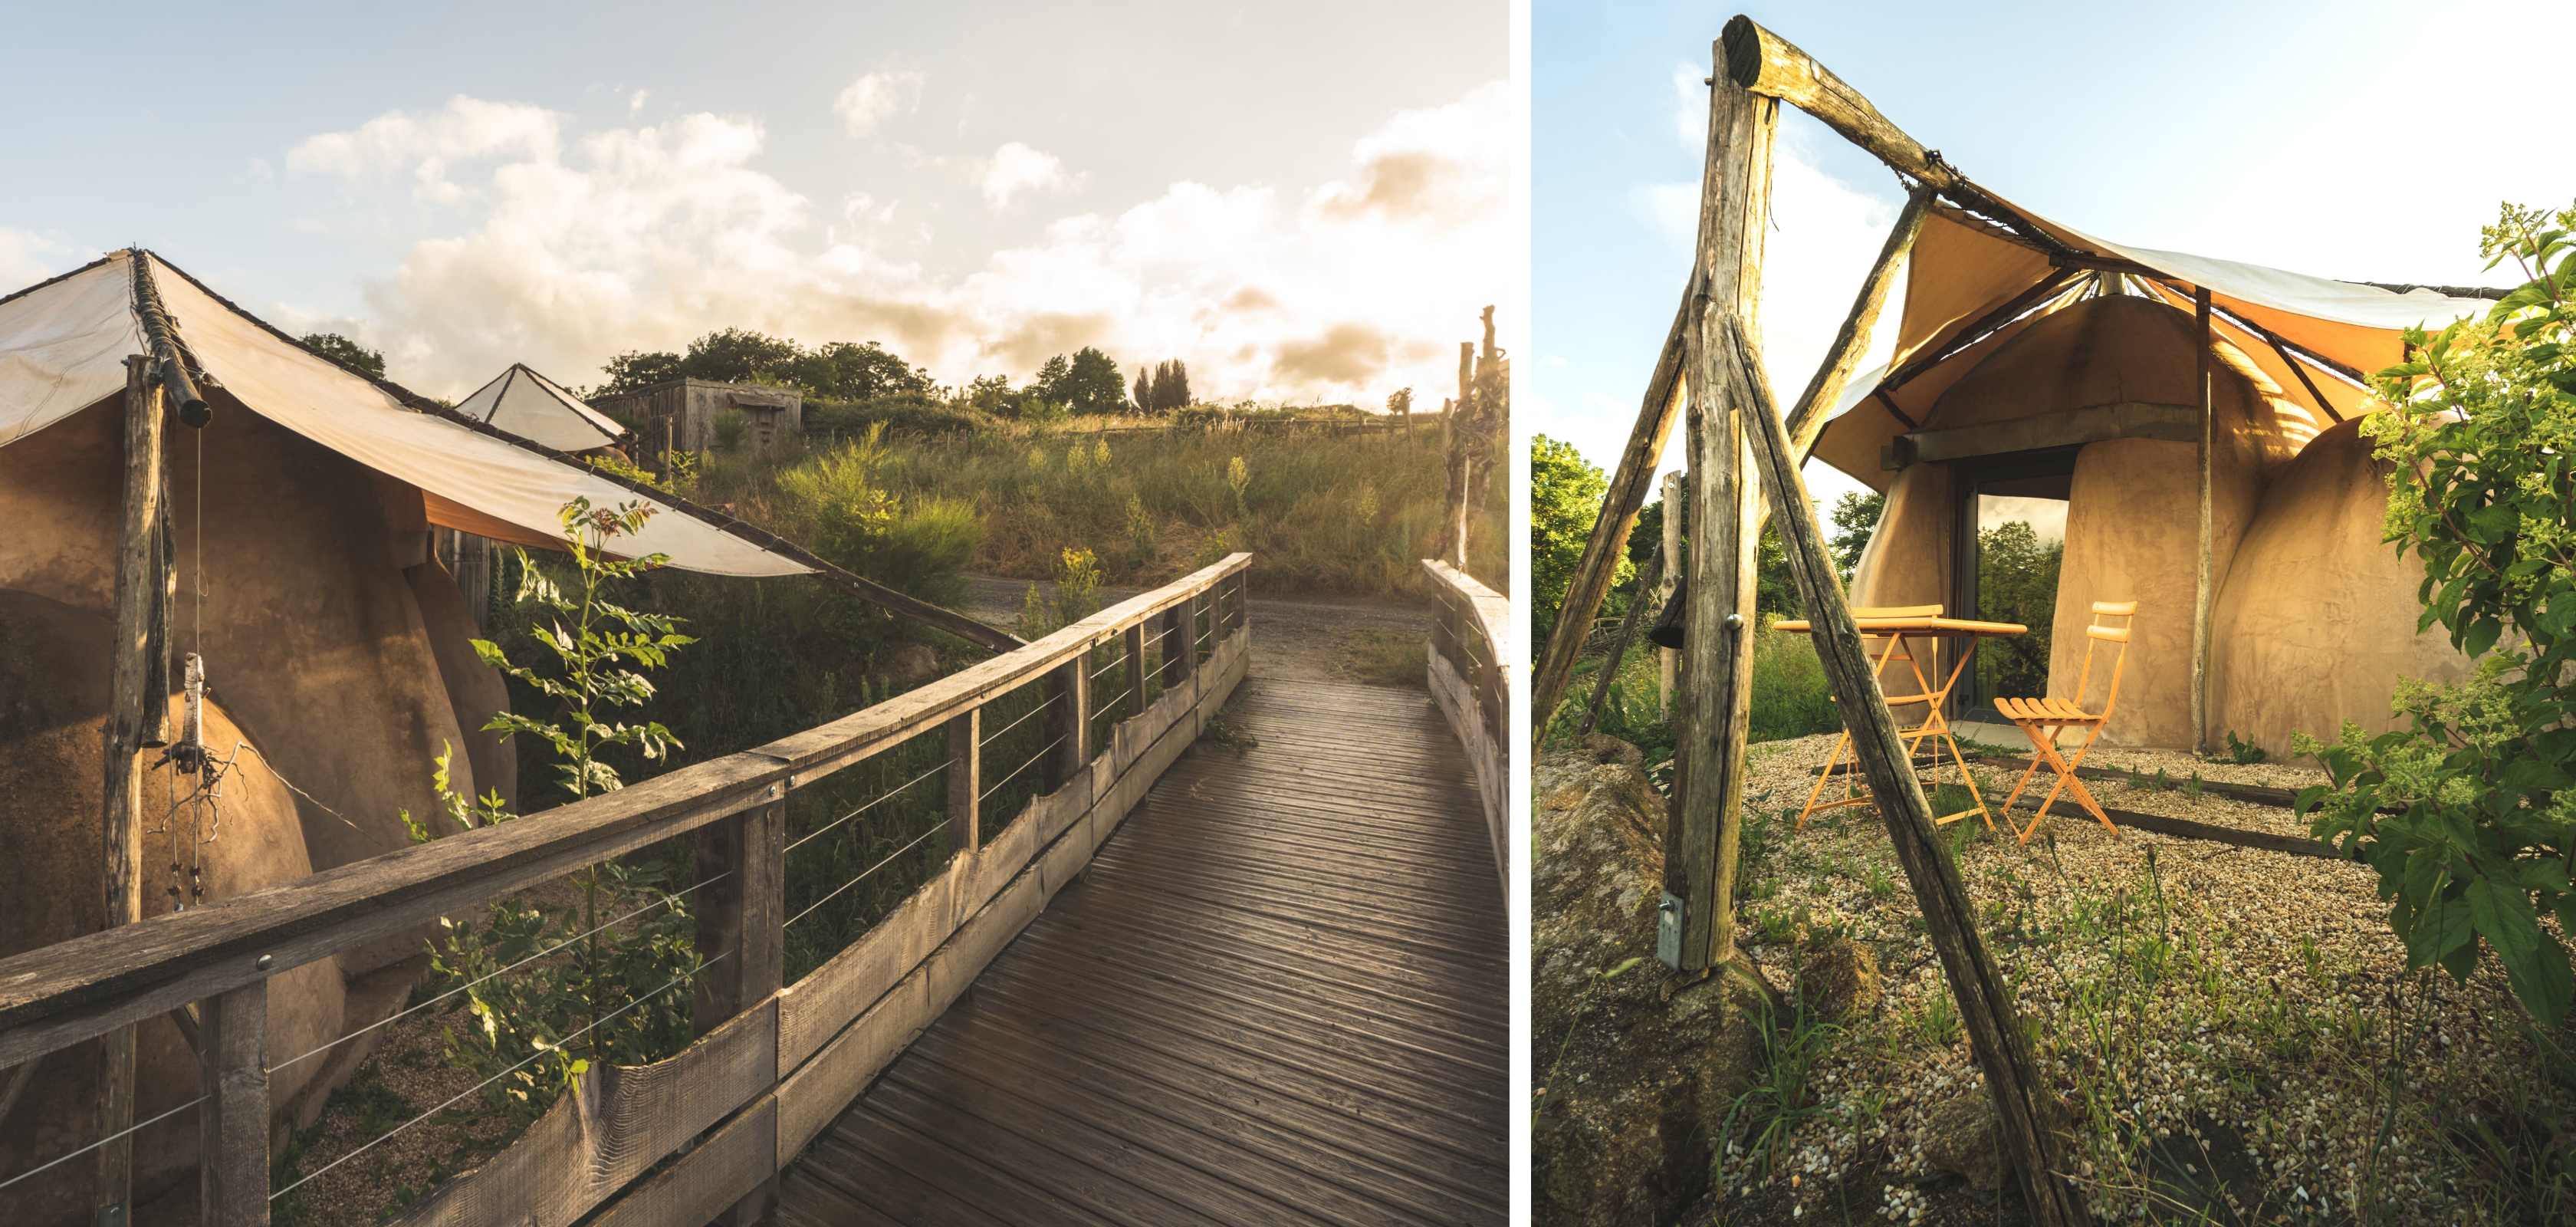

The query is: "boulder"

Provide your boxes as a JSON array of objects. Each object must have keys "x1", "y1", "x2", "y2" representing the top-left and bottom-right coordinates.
[
  {"x1": 880, "y1": 642, "x2": 941, "y2": 690},
  {"x1": 1533, "y1": 749, "x2": 1768, "y2": 1227},
  {"x1": 1799, "y1": 939, "x2": 1881, "y2": 1024},
  {"x1": 1919, "y1": 1092, "x2": 2005, "y2": 1192}
]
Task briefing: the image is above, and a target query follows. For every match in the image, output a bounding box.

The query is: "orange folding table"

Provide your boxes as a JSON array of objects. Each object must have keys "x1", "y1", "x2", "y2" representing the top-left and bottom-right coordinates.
[{"x1": 1769, "y1": 613, "x2": 2026, "y2": 831}]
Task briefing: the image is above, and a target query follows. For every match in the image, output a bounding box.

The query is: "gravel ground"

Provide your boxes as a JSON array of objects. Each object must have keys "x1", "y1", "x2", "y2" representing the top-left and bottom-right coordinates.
[{"x1": 1679, "y1": 733, "x2": 2573, "y2": 1224}]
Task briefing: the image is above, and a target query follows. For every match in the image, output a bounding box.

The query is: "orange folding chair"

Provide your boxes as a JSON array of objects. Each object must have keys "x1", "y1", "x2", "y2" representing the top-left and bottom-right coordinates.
[
  {"x1": 1796, "y1": 604, "x2": 1992, "y2": 832},
  {"x1": 1995, "y1": 600, "x2": 2135, "y2": 843}
]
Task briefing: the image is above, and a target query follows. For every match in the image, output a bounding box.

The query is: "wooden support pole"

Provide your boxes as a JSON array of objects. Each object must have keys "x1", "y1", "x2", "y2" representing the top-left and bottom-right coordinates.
[
  {"x1": 1122, "y1": 622, "x2": 1148, "y2": 718},
  {"x1": 689, "y1": 794, "x2": 782, "y2": 1226},
  {"x1": 197, "y1": 979, "x2": 268, "y2": 1227},
  {"x1": 1578, "y1": 547, "x2": 1663, "y2": 735},
  {"x1": 947, "y1": 709, "x2": 982, "y2": 854},
  {"x1": 2193, "y1": 285, "x2": 2214, "y2": 757},
  {"x1": 1043, "y1": 659, "x2": 1089, "y2": 792},
  {"x1": 1720, "y1": 311, "x2": 2083, "y2": 1226},
  {"x1": 1661, "y1": 54, "x2": 1775, "y2": 974},
  {"x1": 99, "y1": 354, "x2": 171, "y2": 1227},
  {"x1": 1160, "y1": 603, "x2": 1194, "y2": 692}
]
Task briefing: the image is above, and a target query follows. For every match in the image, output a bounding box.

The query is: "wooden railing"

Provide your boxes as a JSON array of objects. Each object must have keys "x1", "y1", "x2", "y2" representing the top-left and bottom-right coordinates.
[
  {"x1": 1423, "y1": 558, "x2": 1510, "y2": 889},
  {"x1": 0, "y1": 554, "x2": 1254, "y2": 1227}
]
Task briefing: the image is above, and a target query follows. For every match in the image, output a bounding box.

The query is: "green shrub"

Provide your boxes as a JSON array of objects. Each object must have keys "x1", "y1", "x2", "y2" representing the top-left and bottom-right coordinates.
[
  {"x1": 805, "y1": 392, "x2": 997, "y2": 439},
  {"x1": 1748, "y1": 627, "x2": 1840, "y2": 744}
]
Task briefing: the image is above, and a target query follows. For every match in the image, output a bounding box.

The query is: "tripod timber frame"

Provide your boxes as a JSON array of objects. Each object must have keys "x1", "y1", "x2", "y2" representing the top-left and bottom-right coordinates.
[{"x1": 1578, "y1": 18, "x2": 2091, "y2": 1225}]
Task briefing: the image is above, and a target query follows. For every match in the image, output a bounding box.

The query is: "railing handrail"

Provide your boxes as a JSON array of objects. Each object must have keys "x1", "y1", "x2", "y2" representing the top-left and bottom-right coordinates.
[
  {"x1": 1420, "y1": 558, "x2": 1511, "y2": 670},
  {"x1": 0, "y1": 554, "x2": 1253, "y2": 1067}
]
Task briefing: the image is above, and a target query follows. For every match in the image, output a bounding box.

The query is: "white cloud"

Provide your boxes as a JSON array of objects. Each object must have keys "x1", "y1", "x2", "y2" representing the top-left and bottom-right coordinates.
[
  {"x1": 833, "y1": 71, "x2": 924, "y2": 137},
  {"x1": 288, "y1": 96, "x2": 560, "y2": 205},
  {"x1": 629, "y1": 90, "x2": 649, "y2": 114},
  {"x1": 980, "y1": 142, "x2": 1076, "y2": 209},
  {"x1": 288, "y1": 81, "x2": 1513, "y2": 409}
]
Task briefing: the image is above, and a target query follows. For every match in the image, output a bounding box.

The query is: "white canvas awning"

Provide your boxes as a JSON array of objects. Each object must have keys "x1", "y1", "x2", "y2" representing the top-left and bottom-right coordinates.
[
  {"x1": 455, "y1": 363, "x2": 628, "y2": 452},
  {"x1": 0, "y1": 252, "x2": 809, "y2": 578}
]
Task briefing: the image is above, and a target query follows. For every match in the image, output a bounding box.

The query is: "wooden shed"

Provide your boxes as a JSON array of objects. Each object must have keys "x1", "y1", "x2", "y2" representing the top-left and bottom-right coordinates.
[{"x1": 587, "y1": 377, "x2": 803, "y2": 455}]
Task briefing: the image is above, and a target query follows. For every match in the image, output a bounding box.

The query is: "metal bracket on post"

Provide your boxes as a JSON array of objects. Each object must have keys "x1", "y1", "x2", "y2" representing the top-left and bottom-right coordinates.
[{"x1": 1657, "y1": 892, "x2": 1684, "y2": 969}]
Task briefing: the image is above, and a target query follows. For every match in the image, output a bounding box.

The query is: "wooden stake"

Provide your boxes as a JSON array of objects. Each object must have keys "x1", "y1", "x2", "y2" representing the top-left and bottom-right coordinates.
[
  {"x1": 1721, "y1": 311, "x2": 2083, "y2": 1227},
  {"x1": 1661, "y1": 55, "x2": 1775, "y2": 973},
  {"x1": 2193, "y1": 285, "x2": 2213, "y2": 757},
  {"x1": 99, "y1": 354, "x2": 169, "y2": 1227}
]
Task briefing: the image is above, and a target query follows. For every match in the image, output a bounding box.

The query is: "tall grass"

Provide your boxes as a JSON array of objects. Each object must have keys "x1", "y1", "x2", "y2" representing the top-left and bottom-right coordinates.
[
  {"x1": 696, "y1": 416, "x2": 1506, "y2": 600},
  {"x1": 1543, "y1": 627, "x2": 1840, "y2": 758}
]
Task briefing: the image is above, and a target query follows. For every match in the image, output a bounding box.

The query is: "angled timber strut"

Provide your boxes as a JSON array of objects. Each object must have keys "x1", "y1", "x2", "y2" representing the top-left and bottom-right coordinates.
[{"x1": 1536, "y1": 15, "x2": 2507, "y2": 1224}]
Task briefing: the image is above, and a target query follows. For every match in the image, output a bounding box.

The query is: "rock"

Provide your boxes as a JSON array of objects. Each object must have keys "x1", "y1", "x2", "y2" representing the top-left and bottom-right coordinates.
[
  {"x1": 1533, "y1": 747, "x2": 1761, "y2": 1227},
  {"x1": 1919, "y1": 1092, "x2": 2005, "y2": 1192},
  {"x1": 1579, "y1": 732, "x2": 1645, "y2": 768},
  {"x1": 1799, "y1": 939, "x2": 1881, "y2": 1023},
  {"x1": 1914, "y1": 1089, "x2": 2086, "y2": 1197}
]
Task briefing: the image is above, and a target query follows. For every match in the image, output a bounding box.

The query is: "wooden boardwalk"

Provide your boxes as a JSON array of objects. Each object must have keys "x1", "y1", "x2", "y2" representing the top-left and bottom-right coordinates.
[{"x1": 777, "y1": 676, "x2": 1508, "y2": 1226}]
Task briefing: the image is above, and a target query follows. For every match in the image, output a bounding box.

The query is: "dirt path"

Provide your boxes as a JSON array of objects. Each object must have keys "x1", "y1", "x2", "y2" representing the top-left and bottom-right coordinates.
[{"x1": 961, "y1": 574, "x2": 1434, "y2": 685}]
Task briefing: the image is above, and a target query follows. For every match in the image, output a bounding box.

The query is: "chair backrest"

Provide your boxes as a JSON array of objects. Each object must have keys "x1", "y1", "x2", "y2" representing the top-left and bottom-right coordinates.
[
  {"x1": 1851, "y1": 605, "x2": 1943, "y2": 663},
  {"x1": 2071, "y1": 600, "x2": 2137, "y2": 717}
]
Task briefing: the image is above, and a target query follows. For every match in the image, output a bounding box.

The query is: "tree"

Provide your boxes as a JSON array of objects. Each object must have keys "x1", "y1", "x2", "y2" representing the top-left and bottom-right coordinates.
[
  {"x1": 797, "y1": 340, "x2": 934, "y2": 400},
  {"x1": 1148, "y1": 359, "x2": 1192, "y2": 413},
  {"x1": 1533, "y1": 434, "x2": 1628, "y2": 647},
  {"x1": 964, "y1": 374, "x2": 1016, "y2": 416},
  {"x1": 1132, "y1": 366, "x2": 1151, "y2": 415},
  {"x1": 1973, "y1": 519, "x2": 2062, "y2": 700},
  {"x1": 599, "y1": 349, "x2": 684, "y2": 394},
  {"x1": 1060, "y1": 347, "x2": 1128, "y2": 416},
  {"x1": 2298, "y1": 199, "x2": 2576, "y2": 1027},
  {"x1": 301, "y1": 332, "x2": 385, "y2": 378},
  {"x1": 1829, "y1": 490, "x2": 1885, "y2": 584},
  {"x1": 680, "y1": 327, "x2": 802, "y2": 384}
]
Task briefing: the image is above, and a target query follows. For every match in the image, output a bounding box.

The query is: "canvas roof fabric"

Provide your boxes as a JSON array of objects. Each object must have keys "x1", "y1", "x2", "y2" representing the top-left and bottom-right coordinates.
[
  {"x1": 1812, "y1": 200, "x2": 2500, "y2": 492},
  {"x1": 455, "y1": 362, "x2": 627, "y2": 452},
  {"x1": 0, "y1": 251, "x2": 808, "y2": 578}
]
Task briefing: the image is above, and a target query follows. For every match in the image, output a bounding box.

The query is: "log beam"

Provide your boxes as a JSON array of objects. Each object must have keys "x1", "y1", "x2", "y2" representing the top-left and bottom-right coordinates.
[
  {"x1": 1662, "y1": 55, "x2": 1774, "y2": 972},
  {"x1": 2193, "y1": 286, "x2": 2214, "y2": 756},
  {"x1": 1721, "y1": 311, "x2": 2083, "y2": 1227},
  {"x1": 1721, "y1": 16, "x2": 2075, "y2": 259},
  {"x1": 1577, "y1": 548, "x2": 1662, "y2": 736},
  {"x1": 98, "y1": 354, "x2": 171, "y2": 1225}
]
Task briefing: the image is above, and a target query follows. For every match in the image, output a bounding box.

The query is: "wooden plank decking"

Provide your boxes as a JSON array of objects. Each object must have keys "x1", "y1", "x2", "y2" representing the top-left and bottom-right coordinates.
[{"x1": 777, "y1": 676, "x2": 1508, "y2": 1226}]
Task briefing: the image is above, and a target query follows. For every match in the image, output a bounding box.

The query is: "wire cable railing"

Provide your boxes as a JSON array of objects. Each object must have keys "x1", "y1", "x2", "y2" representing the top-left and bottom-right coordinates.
[
  {"x1": 981, "y1": 734, "x2": 1067, "y2": 805},
  {"x1": 784, "y1": 824, "x2": 951, "y2": 931},
  {"x1": 784, "y1": 760, "x2": 949, "y2": 856}
]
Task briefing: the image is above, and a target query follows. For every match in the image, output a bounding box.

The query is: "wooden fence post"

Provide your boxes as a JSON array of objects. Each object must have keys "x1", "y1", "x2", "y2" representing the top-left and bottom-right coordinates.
[
  {"x1": 948, "y1": 710, "x2": 981, "y2": 853},
  {"x1": 198, "y1": 979, "x2": 268, "y2": 1227},
  {"x1": 99, "y1": 354, "x2": 171, "y2": 1226},
  {"x1": 1122, "y1": 623, "x2": 1148, "y2": 719},
  {"x1": 1722, "y1": 311, "x2": 2082, "y2": 1226},
  {"x1": 691, "y1": 791, "x2": 783, "y2": 1225},
  {"x1": 1043, "y1": 657, "x2": 1089, "y2": 791},
  {"x1": 1661, "y1": 51, "x2": 1774, "y2": 975},
  {"x1": 1161, "y1": 604, "x2": 1194, "y2": 692}
]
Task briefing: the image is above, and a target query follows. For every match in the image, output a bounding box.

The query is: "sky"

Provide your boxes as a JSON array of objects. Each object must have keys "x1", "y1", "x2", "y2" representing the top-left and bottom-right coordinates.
[
  {"x1": 0, "y1": 2, "x2": 1510, "y2": 405},
  {"x1": 1532, "y1": 0, "x2": 2576, "y2": 528}
]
